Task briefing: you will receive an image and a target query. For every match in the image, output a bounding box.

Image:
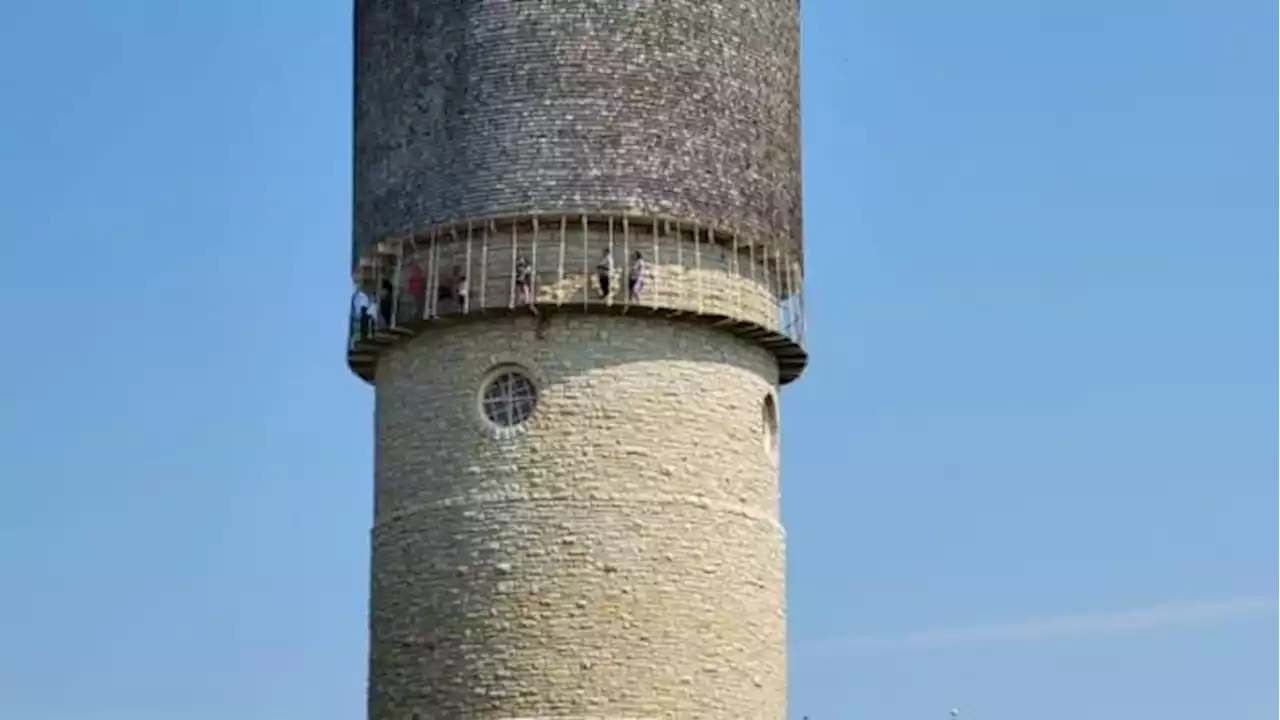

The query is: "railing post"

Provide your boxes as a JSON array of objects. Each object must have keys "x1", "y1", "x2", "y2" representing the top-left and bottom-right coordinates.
[
  {"x1": 531, "y1": 215, "x2": 539, "y2": 305},
  {"x1": 404, "y1": 233, "x2": 419, "y2": 321},
  {"x1": 772, "y1": 247, "x2": 782, "y2": 332},
  {"x1": 557, "y1": 215, "x2": 566, "y2": 307},
  {"x1": 508, "y1": 219, "x2": 517, "y2": 310},
  {"x1": 464, "y1": 221, "x2": 473, "y2": 314},
  {"x1": 348, "y1": 273, "x2": 358, "y2": 350},
  {"x1": 732, "y1": 232, "x2": 742, "y2": 320},
  {"x1": 651, "y1": 218, "x2": 659, "y2": 307},
  {"x1": 675, "y1": 220, "x2": 683, "y2": 311},
  {"x1": 780, "y1": 247, "x2": 791, "y2": 336},
  {"x1": 447, "y1": 224, "x2": 459, "y2": 315},
  {"x1": 423, "y1": 229, "x2": 435, "y2": 319},
  {"x1": 695, "y1": 225, "x2": 703, "y2": 314},
  {"x1": 607, "y1": 217, "x2": 615, "y2": 307},
  {"x1": 796, "y1": 254, "x2": 806, "y2": 344},
  {"x1": 581, "y1": 215, "x2": 589, "y2": 311},
  {"x1": 390, "y1": 234, "x2": 404, "y2": 329},
  {"x1": 433, "y1": 229, "x2": 443, "y2": 319},
  {"x1": 481, "y1": 221, "x2": 491, "y2": 312},
  {"x1": 622, "y1": 216, "x2": 630, "y2": 309},
  {"x1": 373, "y1": 245, "x2": 384, "y2": 331}
]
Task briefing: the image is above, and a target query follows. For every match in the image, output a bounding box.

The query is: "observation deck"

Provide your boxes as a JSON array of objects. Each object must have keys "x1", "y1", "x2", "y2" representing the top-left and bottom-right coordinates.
[{"x1": 347, "y1": 212, "x2": 807, "y2": 385}]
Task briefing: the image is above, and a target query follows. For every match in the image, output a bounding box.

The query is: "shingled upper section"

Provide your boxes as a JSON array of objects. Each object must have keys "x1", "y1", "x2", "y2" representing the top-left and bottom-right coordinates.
[{"x1": 353, "y1": 0, "x2": 802, "y2": 263}]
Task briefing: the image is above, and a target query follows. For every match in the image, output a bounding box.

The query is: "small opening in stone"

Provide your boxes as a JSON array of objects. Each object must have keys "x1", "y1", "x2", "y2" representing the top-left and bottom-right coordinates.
[
  {"x1": 480, "y1": 367, "x2": 538, "y2": 428},
  {"x1": 762, "y1": 393, "x2": 779, "y2": 459}
]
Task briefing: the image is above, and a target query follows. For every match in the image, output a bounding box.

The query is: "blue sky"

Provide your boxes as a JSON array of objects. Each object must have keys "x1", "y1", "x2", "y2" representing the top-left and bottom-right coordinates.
[{"x1": 0, "y1": 1, "x2": 1273, "y2": 719}]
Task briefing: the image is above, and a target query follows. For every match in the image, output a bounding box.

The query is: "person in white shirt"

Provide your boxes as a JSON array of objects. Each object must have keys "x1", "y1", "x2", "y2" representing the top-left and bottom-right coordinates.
[
  {"x1": 454, "y1": 268, "x2": 469, "y2": 312},
  {"x1": 628, "y1": 251, "x2": 646, "y2": 302},
  {"x1": 350, "y1": 286, "x2": 372, "y2": 343}
]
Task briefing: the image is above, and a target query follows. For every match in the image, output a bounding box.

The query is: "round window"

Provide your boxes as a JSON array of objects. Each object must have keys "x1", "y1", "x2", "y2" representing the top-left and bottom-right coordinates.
[
  {"x1": 480, "y1": 367, "x2": 539, "y2": 428},
  {"x1": 762, "y1": 393, "x2": 779, "y2": 458}
]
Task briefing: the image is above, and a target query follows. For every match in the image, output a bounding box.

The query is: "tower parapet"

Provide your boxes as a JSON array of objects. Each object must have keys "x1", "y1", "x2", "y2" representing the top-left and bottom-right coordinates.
[{"x1": 348, "y1": 212, "x2": 806, "y2": 384}]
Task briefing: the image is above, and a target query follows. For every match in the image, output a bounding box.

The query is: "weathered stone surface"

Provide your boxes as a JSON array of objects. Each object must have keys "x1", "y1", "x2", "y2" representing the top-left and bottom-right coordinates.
[
  {"x1": 353, "y1": 0, "x2": 802, "y2": 261},
  {"x1": 371, "y1": 315, "x2": 785, "y2": 719}
]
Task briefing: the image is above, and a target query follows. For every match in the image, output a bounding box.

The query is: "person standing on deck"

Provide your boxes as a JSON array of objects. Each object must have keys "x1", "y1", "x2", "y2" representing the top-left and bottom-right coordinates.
[
  {"x1": 451, "y1": 265, "x2": 469, "y2": 313},
  {"x1": 350, "y1": 284, "x2": 372, "y2": 343},
  {"x1": 515, "y1": 256, "x2": 533, "y2": 307},
  {"x1": 378, "y1": 278, "x2": 394, "y2": 328},
  {"x1": 406, "y1": 259, "x2": 425, "y2": 321},
  {"x1": 628, "y1": 250, "x2": 646, "y2": 302},
  {"x1": 596, "y1": 248, "x2": 613, "y2": 298}
]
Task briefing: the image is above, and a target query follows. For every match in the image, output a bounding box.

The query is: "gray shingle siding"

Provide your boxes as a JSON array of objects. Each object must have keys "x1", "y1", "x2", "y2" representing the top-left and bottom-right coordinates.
[{"x1": 353, "y1": 0, "x2": 801, "y2": 259}]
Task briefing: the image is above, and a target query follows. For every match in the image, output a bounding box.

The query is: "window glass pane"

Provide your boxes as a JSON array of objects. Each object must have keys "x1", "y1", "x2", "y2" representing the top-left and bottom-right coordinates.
[{"x1": 481, "y1": 369, "x2": 538, "y2": 428}]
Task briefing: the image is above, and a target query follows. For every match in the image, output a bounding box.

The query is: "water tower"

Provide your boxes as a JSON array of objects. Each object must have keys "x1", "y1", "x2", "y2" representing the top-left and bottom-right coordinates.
[{"x1": 347, "y1": 1, "x2": 806, "y2": 717}]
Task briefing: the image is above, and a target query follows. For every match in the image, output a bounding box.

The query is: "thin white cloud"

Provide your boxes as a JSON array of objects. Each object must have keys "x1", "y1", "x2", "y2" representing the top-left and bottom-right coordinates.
[{"x1": 806, "y1": 595, "x2": 1277, "y2": 654}]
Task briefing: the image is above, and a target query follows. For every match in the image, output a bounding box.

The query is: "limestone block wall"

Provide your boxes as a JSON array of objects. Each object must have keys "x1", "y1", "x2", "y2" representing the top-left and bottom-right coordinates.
[{"x1": 370, "y1": 314, "x2": 785, "y2": 719}]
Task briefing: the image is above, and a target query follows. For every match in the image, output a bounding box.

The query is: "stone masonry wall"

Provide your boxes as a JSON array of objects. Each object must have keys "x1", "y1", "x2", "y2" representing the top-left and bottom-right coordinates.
[
  {"x1": 353, "y1": 0, "x2": 802, "y2": 261},
  {"x1": 371, "y1": 314, "x2": 785, "y2": 718}
]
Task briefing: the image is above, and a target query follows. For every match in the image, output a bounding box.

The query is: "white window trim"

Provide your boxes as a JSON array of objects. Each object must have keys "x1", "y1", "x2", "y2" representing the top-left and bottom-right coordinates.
[{"x1": 476, "y1": 364, "x2": 539, "y2": 438}]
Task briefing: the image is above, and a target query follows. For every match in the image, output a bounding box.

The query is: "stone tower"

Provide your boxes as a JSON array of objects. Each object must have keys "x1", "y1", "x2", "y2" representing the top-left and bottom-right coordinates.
[{"x1": 347, "y1": 1, "x2": 806, "y2": 718}]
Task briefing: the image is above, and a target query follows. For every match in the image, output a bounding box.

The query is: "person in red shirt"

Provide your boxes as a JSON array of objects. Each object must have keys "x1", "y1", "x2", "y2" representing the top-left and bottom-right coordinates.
[{"x1": 406, "y1": 260, "x2": 426, "y2": 320}]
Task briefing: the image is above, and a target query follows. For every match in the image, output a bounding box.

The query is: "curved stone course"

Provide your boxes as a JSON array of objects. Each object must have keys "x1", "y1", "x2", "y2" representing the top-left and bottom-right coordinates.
[{"x1": 370, "y1": 315, "x2": 785, "y2": 719}]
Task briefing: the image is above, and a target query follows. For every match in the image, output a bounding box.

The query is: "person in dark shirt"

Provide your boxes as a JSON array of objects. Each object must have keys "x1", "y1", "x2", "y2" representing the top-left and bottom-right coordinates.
[
  {"x1": 515, "y1": 256, "x2": 532, "y2": 306},
  {"x1": 406, "y1": 260, "x2": 425, "y2": 320},
  {"x1": 437, "y1": 266, "x2": 454, "y2": 311},
  {"x1": 378, "y1": 278, "x2": 394, "y2": 328},
  {"x1": 596, "y1": 248, "x2": 613, "y2": 298}
]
